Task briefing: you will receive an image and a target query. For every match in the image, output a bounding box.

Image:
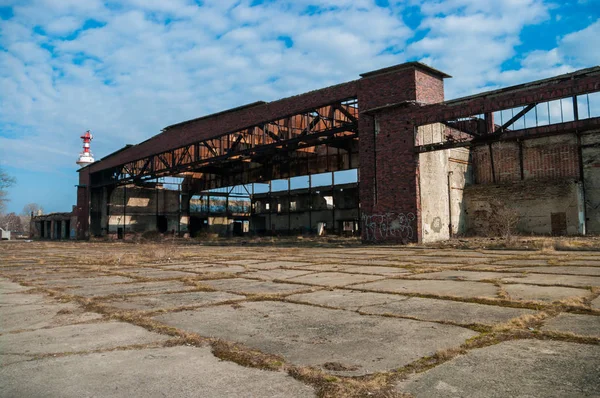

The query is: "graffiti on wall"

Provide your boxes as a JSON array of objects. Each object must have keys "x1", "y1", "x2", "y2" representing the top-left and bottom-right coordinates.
[{"x1": 362, "y1": 212, "x2": 416, "y2": 241}]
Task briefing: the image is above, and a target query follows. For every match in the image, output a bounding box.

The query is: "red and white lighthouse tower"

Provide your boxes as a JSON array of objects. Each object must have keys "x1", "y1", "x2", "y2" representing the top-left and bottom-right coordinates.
[{"x1": 76, "y1": 130, "x2": 95, "y2": 168}]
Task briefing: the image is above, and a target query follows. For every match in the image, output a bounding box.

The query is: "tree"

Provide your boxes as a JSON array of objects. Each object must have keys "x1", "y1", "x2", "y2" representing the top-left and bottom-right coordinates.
[
  {"x1": 0, "y1": 167, "x2": 16, "y2": 213},
  {"x1": 0, "y1": 212, "x2": 23, "y2": 233},
  {"x1": 22, "y1": 203, "x2": 44, "y2": 217}
]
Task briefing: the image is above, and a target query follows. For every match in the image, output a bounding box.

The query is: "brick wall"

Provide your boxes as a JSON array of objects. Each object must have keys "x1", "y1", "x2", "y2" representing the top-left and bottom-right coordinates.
[
  {"x1": 473, "y1": 134, "x2": 580, "y2": 184},
  {"x1": 358, "y1": 67, "x2": 446, "y2": 243},
  {"x1": 75, "y1": 168, "x2": 90, "y2": 239}
]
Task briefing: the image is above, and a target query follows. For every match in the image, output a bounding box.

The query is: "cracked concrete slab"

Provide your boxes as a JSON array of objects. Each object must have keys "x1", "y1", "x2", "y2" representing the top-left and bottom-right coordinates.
[
  {"x1": 0, "y1": 346, "x2": 315, "y2": 398},
  {"x1": 155, "y1": 301, "x2": 477, "y2": 376},
  {"x1": 491, "y1": 259, "x2": 550, "y2": 266},
  {"x1": 342, "y1": 265, "x2": 412, "y2": 276},
  {"x1": 286, "y1": 272, "x2": 384, "y2": 287},
  {"x1": 248, "y1": 261, "x2": 311, "y2": 269},
  {"x1": 110, "y1": 268, "x2": 199, "y2": 279},
  {"x1": 31, "y1": 275, "x2": 136, "y2": 288},
  {"x1": 508, "y1": 266, "x2": 600, "y2": 276},
  {"x1": 503, "y1": 284, "x2": 591, "y2": 302},
  {"x1": 542, "y1": 313, "x2": 600, "y2": 337},
  {"x1": 0, "y1": 280, "x2": 32, "y2": 293},
  {"x1": 0, "y1": 321, "x2": 170, "y2": 355},
  {"x1": 559, "y1": 260, "x2": 600, "y2": 267},
  {"x1": 406, "y1": 270, "x2": 519, "y2": 281},
  {"x1": 0, "y1": 292, "x2": 48, "y2": 306},
  {"x1": 0, "y1": 301, "x2": 102, "y2": 333},
  {"x1": 104, "y1": 290, "x2": 245, "y2": 311},
  {"x1": 362, "y1": 296, "x2": 536, "y2": 326},
  {"x1": 64, "y1": 280, "x2": 195, "y2": 298},
  {"x1": 203, "y1": 278, "x2": 313, "y2": 295},
  {"x1": 244, "y1": 268, "x2": 316, "y2": 281},
  {"x1": 287, "y1": 289, "x2": 408, "y2": 311},
  {"x1": 397, "y1": 340, "x2": 600, "y2": 398},
  {"x1": 501, "y1": 274, "x2": 600, "y2": 288},
  {"x1": 351, "y1": 279, "x2": 499, "y2": 299},
  {"x1": 292, "y1": 263, "x2": 352, "y2": 272}
]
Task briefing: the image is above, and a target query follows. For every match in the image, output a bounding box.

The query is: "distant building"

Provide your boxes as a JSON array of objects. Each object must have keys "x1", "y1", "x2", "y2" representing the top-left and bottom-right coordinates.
[{"x1": 0, "y1": 228, "x2": 10, "y2": 240}]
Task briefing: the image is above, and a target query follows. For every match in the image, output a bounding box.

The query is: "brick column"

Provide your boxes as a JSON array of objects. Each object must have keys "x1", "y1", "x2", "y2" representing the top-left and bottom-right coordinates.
[{"x1": 358, "y1": 63, "x2": 448, "y2": 243}]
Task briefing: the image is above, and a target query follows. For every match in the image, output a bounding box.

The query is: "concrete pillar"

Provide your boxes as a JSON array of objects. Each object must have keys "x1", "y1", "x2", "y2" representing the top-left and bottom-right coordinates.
[
  {"x1": 577, "y1": 181, "x2": 586, "y2": 235},
  {"x1": 61, "y1": 221, "x2": 67, "y2": 239},
  {"x1": 50, "y1": 220, "x2": 55, "y2": 240}
]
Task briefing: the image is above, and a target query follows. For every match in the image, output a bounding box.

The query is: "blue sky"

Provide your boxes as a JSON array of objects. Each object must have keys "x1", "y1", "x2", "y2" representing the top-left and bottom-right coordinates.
[{"x1": 0, "y1": 0, "x2": 599, "y2": 214}]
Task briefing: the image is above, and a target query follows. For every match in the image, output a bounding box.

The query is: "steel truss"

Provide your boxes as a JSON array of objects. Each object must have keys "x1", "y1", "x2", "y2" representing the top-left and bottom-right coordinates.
[
  {"x1": 413, "y1": 68, "x2": 600, "y2": 153},
  {"x1": 91, "y1": 99, "x2": 358, "y2": 188}
]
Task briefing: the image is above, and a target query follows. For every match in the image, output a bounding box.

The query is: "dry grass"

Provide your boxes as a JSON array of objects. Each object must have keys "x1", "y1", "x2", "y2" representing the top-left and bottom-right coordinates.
[
  {"x1": 492, "y1": 312, "x2": 551, "y2": 333},
  {"x1": 211, "y1": 340, "x2": 285, "y2": 371}
]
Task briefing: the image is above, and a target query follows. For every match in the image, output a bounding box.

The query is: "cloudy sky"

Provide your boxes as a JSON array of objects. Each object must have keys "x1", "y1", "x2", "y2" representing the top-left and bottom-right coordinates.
[{"x1": 0, "y1": 0, "x2": 599, "y2": 214}]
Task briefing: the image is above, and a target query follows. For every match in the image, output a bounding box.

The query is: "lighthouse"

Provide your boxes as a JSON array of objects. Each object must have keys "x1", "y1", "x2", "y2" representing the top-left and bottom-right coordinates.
[{"x1": 76, "y1": 130, "x2": 95, "y2": 168}]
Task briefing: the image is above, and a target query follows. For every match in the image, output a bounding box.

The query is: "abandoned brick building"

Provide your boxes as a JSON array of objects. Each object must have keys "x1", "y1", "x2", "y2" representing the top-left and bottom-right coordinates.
[{"x1": 62, "y1": 62, "x2": 600, "y2": 243}]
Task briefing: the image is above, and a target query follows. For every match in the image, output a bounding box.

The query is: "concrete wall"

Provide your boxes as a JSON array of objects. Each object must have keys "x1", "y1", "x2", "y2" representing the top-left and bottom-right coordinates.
[
  {"x1": 107, "y1": 186, "x2": 184, "y2": 235},
  {"x1": 582, "y1": 130, "x2": 600, "y2": 233},
  {"x1": 464, "y1": 179, "x2": 582, "y2": 235},
  {"x1": 417, "y1": 123, "x2": 471, "y2": 243}
]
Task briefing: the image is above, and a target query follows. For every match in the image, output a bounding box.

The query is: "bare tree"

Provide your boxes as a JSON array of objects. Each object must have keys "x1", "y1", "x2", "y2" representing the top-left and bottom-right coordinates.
[
  {"x1": 0, "y1": 212, "x2": 23, "y2": 233},
  {"x1": 487, "y1": 199, "x2": 520, "y2": 239},
  {"x1": 22, "y1": 203, "x2": 44, "y2": 217},
  {"x1": 0, "y1": 167, "x2": 16, "y2": 213}
]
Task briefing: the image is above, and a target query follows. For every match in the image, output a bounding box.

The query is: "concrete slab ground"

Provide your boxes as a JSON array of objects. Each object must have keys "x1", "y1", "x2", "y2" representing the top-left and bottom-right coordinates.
[
  {"x1": 341, "y1": 265, "x2": 412, "y2": 276},
  {"x1": 0, "y1": 291, "x2": 47, "y2": 306},
  {"x1": 203, "y1": 278, "x2": 313, "y2": 295},
  {"x1": 287, "y1": 289, "x2": 534, "y2": 326},
  {"x1": 2, "y1": 242, "x2": 599, "y2": 397},
  {"x1": 110, "y1": 268, "x2": 199, "y2": 279},
  {"x1": 104, "y1": 290, "x2": 245, "y2": 311},
  {"x1": 0, "y1": 302, "x2": 102, "y2": 333},
  {"x1": 503, "y1": 283, "x2": 592, "y2": 302},
  {"x1": 560, "y1": 259, "x2": 600, "y2": 266},
  {"x1": 542, "y1": 313, "x2": 600, "y2": 337},
  {"x1": 249, "y1": 261, "x2": 310, "y2": 269},
  {"x1": 292, "y1": 263, "x2": 353, "y2": 272},
  {"x1": 360, "y1": 296, "x2": 535, "y2": 326},
  {"x1": 0, "y1": 321, "x2": 169, "y2": 355},
  {"x1": 351, "y1": 279, "x2": 499, "y2": 299},
  {"x1": 0, "y1": 346, "x2": 315, "y2": 398},
  {"x1": 406, "y1": 270, "x2": 519, "y2": 281},
  {"x1": 397, "y1": 340, "x2": 600, "y2": 398},
  {"x1": 0, "y1": 279, "x2": 34, "y2": 293},
  {"x1": 286, "y1": 271, "x2": 384, "y2": 287},
  {"x1": 491, "y1": 259, "x2": 550, "y2": 266},
  {"x1": 180, "y1": 265, "x2": 247, "y2": 274},
  {"x1": 31, "y1": 275, "x2": 135, "y2": 288},
  {"x1": 509, "y1": 266, "x2": 600, "y2": 276},
  {"x1": 288, "y1": 289, "x2": 406, "y2": 311},
  {"x1": 155, "y1": 301, "x2": 477, "y2": 376},
  {"x1": 501, "y1": 273, "x2": 600, "y2": 288},
  {"x1": 64, "y1": 280, "x2": 195, "y2": 297}
]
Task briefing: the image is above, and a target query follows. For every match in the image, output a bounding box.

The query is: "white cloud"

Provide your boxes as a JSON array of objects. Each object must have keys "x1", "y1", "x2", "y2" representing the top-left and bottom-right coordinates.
[{"x1": 0, "y1": 0, "x2": 597, "y2": 180}]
